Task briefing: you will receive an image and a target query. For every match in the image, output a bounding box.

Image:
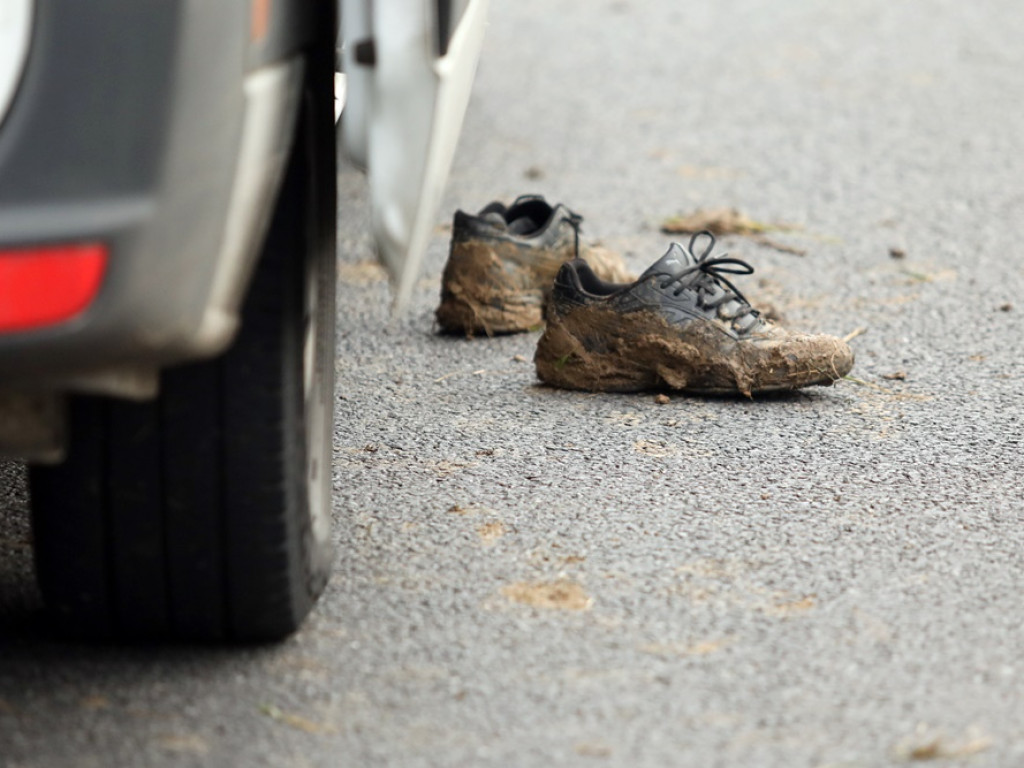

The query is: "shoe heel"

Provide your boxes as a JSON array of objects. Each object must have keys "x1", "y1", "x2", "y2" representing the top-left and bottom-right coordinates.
[
  {"x1": 534, "y1": 313, "x2": 651, "y2": 393},
  {"x1": 437, "y1": 240, "x2": 547, "y2": 336}
]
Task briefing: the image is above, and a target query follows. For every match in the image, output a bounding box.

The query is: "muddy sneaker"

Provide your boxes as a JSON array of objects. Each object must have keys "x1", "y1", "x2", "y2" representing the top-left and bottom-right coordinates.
[
  {"x1": 535, "y1": 232, "x2": 854, "y2": 395},
  {"x1": 435, "y1": 195, "x2": 633, "y2": 336}
]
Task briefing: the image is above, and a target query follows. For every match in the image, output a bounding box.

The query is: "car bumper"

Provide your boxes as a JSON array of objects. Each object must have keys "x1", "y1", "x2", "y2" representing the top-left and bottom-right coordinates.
[{"x1": 0, "y1": 0, "x2": 316, "y2": 393}]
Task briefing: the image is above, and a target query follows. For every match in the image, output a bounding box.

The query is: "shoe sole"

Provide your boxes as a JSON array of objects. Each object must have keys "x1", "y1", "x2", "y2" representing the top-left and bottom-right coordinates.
[{"x1": 534, "y1": 305, "x2": 854, "y2": 396}]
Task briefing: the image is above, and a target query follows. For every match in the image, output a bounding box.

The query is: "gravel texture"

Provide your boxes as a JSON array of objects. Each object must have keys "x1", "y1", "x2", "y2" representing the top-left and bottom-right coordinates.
[{"x1": 3, "y1": 1, "x2": 1024, "y2": 766}]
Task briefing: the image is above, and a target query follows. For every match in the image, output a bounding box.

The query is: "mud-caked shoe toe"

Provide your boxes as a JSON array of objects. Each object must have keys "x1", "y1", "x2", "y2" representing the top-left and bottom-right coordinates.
[
  {"x1": 435, "y1": 195, "x2": 632, "y2": 337},
  {"x1": 534, "y1": 232, "x2": 854, "y2": 395}
]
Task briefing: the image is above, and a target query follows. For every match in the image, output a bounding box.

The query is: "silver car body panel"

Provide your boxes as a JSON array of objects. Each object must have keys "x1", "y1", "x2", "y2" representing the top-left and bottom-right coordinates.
[
  {"x1": 193, "y1": 57, "x2": 305, "y2": 351},
  {"x1": 0, "y1": 1, "x2": 311, "y2": 388},
  {"x1": 0, "y1": 0, "x2": 32, "y2": 129}
]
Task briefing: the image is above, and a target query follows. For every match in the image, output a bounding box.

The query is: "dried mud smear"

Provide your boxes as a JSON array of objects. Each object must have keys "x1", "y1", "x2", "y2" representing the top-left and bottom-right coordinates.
[
  {"x1": 896, "y1": 726, "x2": 991, "y2": 761},
  {"x1": 574, "y1": 743, "x2": 613, "y2": 758},
  {"x1": 640, "y1": 639, "x2": 732, "y2": 657},
  {"x1": 337, "y1": 260, "x2": 388, "y2": 284},
  {"x1": 436, "y1": 240, "x2": 632, "y2": 336},
  {"x1": 661, "y1": 208, "x2": 807, "y2": 256},
  {"x1": 661, "y1": 208, "x2": 788, "y2": 236},
  {"x1": 477, "y1": 521, "x2": 506, "y2": 544},
  {"x1": 502, "y1": 580, "x2": 593, "y2": 611},
  {"x1": 536, "y1": 305, "x2": 852, "y2": 396}
]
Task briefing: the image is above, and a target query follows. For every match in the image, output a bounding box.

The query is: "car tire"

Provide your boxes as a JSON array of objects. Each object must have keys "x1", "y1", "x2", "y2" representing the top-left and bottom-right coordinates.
[{"x1": 27, "y1": 47, "x2": 337, "y2": 643}]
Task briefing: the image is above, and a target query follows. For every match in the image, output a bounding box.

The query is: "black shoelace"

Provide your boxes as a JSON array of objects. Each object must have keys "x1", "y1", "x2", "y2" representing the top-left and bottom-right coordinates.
[
  {"x1": 565, "y1": 210, "x2": 583, "y2": 259},
  {"x1": 660, "y1": 231, "x2": 757, "y2": 321}
]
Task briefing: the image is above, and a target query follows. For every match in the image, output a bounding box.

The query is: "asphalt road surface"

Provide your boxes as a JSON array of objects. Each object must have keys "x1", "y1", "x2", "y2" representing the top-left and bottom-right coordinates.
[{"x1": 3, "y1": 1, "x2": 1024, "y2": 766}]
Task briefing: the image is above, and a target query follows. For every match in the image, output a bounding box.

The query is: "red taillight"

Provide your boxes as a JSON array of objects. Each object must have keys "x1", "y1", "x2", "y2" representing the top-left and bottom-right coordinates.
[{"x1": 0, "y1": 243, "x2": 108, "y2": 332}]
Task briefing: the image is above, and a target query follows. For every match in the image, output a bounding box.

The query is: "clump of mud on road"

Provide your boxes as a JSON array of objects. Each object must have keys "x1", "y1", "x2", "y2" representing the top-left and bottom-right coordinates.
[{"x1": 535, "y1": 305, "x2": 853, "y2": 396}]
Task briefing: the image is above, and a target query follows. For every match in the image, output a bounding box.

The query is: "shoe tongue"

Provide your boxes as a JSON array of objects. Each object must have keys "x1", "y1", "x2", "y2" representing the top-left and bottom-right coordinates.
[
  {"x1": 639, "y1": 243, "x2": 693, "y2": 280},
  {"x1": 506, "y1": 215, "x2": 538, "y2": 235}
]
